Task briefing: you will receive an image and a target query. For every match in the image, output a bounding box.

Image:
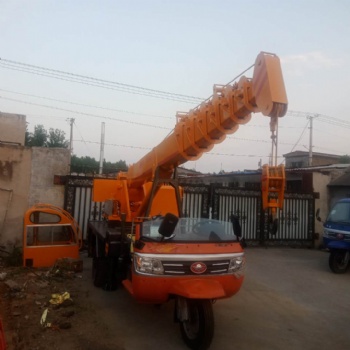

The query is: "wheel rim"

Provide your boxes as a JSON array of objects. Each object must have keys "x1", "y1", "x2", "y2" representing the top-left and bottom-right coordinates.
[
  {"x1": 183, "y1": 307, "x2": 200, "y2": 340},
  {"x1": 335, "y1": 251, "x2": 350, "y2": 268}
]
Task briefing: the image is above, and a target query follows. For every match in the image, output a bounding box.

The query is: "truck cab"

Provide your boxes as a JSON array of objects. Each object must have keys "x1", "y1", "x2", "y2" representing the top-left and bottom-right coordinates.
[
  {"x1": 322, "y1": 198, "x2": 350, "y2": 247},
  {"x1": 318, "y1": 198, "x2": 350, "y2": 273}
]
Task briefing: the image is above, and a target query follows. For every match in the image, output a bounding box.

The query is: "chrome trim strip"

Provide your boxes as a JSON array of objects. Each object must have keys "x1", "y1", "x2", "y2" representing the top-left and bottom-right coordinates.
[
  {"x1": 164, "y1": 271, "x2": 185, "y2": 274},
  {"x1": 134, "y1": 252, "x2": 244, "y2": 261},
  {"x1": 324, "y1": 228, "x2": 350, "y2": 235},
  {"x1": 212, "y1": 262, "x2": 229, "y2": 266},
  {"x1": 211, "y1": 269, "x2": 227, "y2": 273}
]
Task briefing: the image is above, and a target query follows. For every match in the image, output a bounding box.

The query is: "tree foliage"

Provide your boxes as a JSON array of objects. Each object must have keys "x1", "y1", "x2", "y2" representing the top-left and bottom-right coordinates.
[
  {"x1": 26, "y1": 124, "x2": 47, "y2": 147},
  {"x1": 25, "y1": 124, "x2": 69, "y2": 148},
  {"x1": 339, "y1": 155, "x2": 350, "y2": 164},
  {"x1": 70, "y1": 155, "x2": 128, "y2": 174},
  {"x1": 47, "y1": 128, "x2": 69, "y2": 148},
  {"x1": 25, "y1": 125, "x2": 127, "y2": 174}
]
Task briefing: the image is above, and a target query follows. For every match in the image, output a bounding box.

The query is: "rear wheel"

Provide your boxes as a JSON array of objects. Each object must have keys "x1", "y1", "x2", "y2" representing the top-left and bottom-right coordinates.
[
  {"x1": 180, "y1": 299, "x2": 214, "y2": 350},
  {"x1": 92, "y1": 257, "x2": 108, "y2": 287},
  {"x1": 329, "y1": 250, "x2": 350, "y2": 274}
]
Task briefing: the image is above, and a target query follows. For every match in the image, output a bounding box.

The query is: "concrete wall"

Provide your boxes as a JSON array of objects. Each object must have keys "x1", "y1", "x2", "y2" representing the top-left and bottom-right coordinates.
[
  {"x1": 28, "y1": 147, "x2": 70, "y2": 206},
  {"x1": 0, "y1": 113, "x2": 26, "y2": 146},
  {"x1": 312, "y1": 172, "x2": 331, "y2": 247},
  {"x1": 0, "y1": 145, "x2": 70, "y2": 246},
  {"x1": 0, "y1": 113, "x2": 71, "y2": 247},
  {"x1": 0, "y1": 144, "x2": 32, "y2": 246},
  {"x1": 285, "y1": 154, "x2": 340, "y2": 168}
]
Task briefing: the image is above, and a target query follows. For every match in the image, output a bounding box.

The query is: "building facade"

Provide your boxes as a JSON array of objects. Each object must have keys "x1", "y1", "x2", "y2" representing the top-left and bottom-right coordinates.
[
  {"x1": 283, "y1": 150, "x2": 341, "y2": 168},
  {"x1": 0, "y1": 112, "x2": 70, "y2": 248}
]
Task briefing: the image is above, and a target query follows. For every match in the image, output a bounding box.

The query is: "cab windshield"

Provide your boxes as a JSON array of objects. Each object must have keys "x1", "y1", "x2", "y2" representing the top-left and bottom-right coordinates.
[
  {"x1": 141, "y1": 217, "x2": 238, "y2": 242},
  {"x1": 327, "y1": 202, "x2": 350, "y2": 224}
]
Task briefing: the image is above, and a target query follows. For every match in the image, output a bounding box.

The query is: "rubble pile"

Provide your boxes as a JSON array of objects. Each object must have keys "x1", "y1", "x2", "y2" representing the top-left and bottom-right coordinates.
[{"x1": 0, "y1": 259, "x2": 84, "y2": 350}]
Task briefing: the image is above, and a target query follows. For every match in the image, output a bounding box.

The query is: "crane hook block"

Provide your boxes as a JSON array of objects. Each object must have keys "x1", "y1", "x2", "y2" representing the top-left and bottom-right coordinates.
[{"x1": 261, "y1": 164, "x2": 285, "y2": 210}]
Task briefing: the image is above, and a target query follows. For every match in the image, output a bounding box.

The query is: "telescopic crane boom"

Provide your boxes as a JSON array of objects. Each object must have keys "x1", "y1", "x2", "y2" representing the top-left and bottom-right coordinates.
[{"x1": 93, "y1": 52, "x2": 288, "y2": 222}]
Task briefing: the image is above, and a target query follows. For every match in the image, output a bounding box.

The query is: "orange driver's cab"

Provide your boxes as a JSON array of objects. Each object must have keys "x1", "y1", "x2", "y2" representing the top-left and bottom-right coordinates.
[{"x1": 23, "y1": 203, "x2": 82, "y2": 267}]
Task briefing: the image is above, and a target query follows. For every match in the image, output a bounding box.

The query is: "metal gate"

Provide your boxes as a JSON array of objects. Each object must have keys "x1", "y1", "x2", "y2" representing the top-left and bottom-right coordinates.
[
  {"x1": 212, "y1": 188, "x2": 315, "y2": 247},
  {"x1": 64, "y1": 177, "x2": 315, "y2": 247}
]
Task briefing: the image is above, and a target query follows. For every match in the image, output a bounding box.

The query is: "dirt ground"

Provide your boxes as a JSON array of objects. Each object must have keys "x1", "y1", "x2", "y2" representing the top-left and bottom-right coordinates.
[
  {"x1": 1, "y1": 248, "x2": 350, "y2": 350},
  {"x1": 0, "y1": 253, "x2": 124, "y2": 350}
]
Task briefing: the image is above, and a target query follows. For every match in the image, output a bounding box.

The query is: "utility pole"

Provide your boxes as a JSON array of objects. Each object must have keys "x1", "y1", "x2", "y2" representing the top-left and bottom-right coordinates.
[
  {"x1": 68, "y1": 118, "x2": 75, "y2": 154},
  {"x1": 99, "y1": 122, "x2": 105, "y2": 175},
  {"x1": 307, "y1": 114, "x2": 318, "y2": 167}
]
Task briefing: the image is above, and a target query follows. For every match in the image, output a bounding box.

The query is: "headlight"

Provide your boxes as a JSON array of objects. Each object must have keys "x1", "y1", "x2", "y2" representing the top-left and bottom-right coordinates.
[
  {"x1": 228, "y1": 256, "x2": 245, "y2": 277},
  {"x1": 135, "y1": 256, "x2": 164, "y2": 275},
  {"x1": 336, "y1": 233, "x2": 344, "y2": 240}
]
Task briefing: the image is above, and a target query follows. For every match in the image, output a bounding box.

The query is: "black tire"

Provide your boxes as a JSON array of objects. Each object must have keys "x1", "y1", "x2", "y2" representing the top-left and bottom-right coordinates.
[
  {"x1": 92, "y1": 257, "x2": 108, "y2": 287},
  {"x1": 180, "y1": 299, "x2": 214, "y2": 350},
  {"x1": 329, "y1": 250, "x2": 350, "y2": 274}
]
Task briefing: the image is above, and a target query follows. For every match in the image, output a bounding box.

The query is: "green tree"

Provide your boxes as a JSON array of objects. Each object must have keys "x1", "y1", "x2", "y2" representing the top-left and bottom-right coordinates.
[
  {"x1": 25, "y1": 125, "x2": 32, "y2": 146},
  {"x1": 25, "y1": 125, "x2": 69, "y2": 148},
  {"x1": 26, "y1": 124, "x2": 47, "y2": 147},
  {"x1": 70, "y1": 155, "x2": 127, "y2": 174},
  {"x1": 339, "y1": 155, "x2": 350, "y2": 164},
  {"x1": 103, "y1": 159, "x2": 128, "y2": 173},
  {"x1": 47, "y1": 128, "x2": 69, "y2": 148}
]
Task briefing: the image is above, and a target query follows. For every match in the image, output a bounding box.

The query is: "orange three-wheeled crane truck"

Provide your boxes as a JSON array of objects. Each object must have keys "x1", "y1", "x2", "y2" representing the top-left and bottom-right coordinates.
[{"x1": 88, "y1": 52, "x2": 288, "y2": 350}]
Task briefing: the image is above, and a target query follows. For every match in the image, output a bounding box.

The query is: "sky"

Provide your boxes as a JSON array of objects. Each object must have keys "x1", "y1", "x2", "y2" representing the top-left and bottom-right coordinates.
[{"x1": 1, "y1": 0, "x2": 350, "y2": 173}]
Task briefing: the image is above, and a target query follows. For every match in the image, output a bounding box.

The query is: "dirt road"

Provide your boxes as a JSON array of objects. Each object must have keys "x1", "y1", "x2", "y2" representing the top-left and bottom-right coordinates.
[{"x1": 1, "y1": 248, "x2": 350, "y2": 350}]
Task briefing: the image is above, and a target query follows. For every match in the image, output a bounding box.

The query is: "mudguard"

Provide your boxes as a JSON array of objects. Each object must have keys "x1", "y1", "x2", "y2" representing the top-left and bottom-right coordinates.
[
  {"x1": 169, "y1": 279, "x2": 227, "y2": 299},
  {"x1": 327, "y1": 241, "x2": 350, "y2": 250}
]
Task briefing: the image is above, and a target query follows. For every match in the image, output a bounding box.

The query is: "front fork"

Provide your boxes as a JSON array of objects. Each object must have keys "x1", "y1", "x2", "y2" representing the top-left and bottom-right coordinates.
[
  {"x1": 174, "y1": 296, "x2": 214, "y2": 322},
  {"x1": 175, "y1": 296, "x2": 190, "y2": 322}
]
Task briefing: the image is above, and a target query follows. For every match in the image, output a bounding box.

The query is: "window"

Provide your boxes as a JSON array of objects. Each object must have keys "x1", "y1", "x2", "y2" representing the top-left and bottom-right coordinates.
[
  {"x1": 30, "y1": 211, "x2": 61, "y2": 224},
  {"x1": 327, "y1": 202, "x2": 350, "y2": 224},
  {"x1": 26, "y1": 225, "x2": 75, "y2": 246}
]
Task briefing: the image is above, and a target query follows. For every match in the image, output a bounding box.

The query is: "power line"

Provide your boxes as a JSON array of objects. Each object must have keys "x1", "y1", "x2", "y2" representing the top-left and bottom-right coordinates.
[
  {"x1": 290, "y1": 120, "x2": 310, "y2": 152},
  {"x1": 0, "y1": 96, "x2": 170, "y2": 130},
  {"x1": 317, "y1": 117, "x2": 350, "y2": 129},
  {"x1": 3, "y1": 58, "x2": 349, "y2": 128},
  {"x1": 228, "y1": 135, "x2": 295, "y2": 146},
  {"x1": 0, "y1": 88, "x2": 172, "y2": 120},
  {"x1": 71, "y1": 135, "x2": 345, "y2": 161},
  {"x1": 72, "y1": 119, "x2": 90, "y2": 153},
  {"x1": 73, "y1": 139, "x2": 151, "y2": 150},
  {"x1": 0, "y1": 88, "x2": 312, "y2": 129},
  {"x1": 0, "y1": 58, "x2": 203, "y2": 103},
  {"x1": 287, "y1": 110, "x2": 350, "y2": 128},
  {"x1": 0, "y1": 94, "x2": 314, "y2": 149},
  {"x1": 313, "y1": 145, "x2": 344, "y2": 154},
  {"x1": 313, "y1": 127, "x2": 349, "y2": 141},
  {"x1": 73, "y1": 139, "x2": 279, "y2": 158},
  {"x1": 2, "y1": 89, "x2": 346, "y2": 155},
  {"x1": 244, "y1": 124, "x2": 304, "y2": 129}
]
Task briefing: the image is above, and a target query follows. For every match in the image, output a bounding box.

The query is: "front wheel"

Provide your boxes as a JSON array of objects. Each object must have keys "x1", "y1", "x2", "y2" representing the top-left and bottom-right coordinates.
[
  {"x1": 180, "y1": 299, "x2": 214, "y2": 350},
  {"x1": 329, "y1": 250, "x2": 350, "y2": 274}
]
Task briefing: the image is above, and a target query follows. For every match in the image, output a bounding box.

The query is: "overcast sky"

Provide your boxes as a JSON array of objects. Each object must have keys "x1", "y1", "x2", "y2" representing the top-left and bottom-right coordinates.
[{"x1": 1, "y1": 0, "x2": 349, "y2": 173}]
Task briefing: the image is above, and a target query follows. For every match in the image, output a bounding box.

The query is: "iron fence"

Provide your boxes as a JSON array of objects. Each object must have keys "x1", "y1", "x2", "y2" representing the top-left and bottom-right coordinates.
[{"x1": 64, "y1": 176, "x2": 315, "y2": 247}]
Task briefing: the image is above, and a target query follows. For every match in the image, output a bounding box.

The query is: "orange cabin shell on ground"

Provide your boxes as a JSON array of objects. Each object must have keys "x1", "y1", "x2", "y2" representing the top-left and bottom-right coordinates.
[{"x1": 23, "y1": 203, "x2": 82, "y2": 268}]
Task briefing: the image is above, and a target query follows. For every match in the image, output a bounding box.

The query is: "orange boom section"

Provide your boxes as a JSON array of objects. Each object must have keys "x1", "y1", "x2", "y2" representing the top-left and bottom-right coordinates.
[{"x1": 93, "y1": 52, "x2": 288, "y2": 221}]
